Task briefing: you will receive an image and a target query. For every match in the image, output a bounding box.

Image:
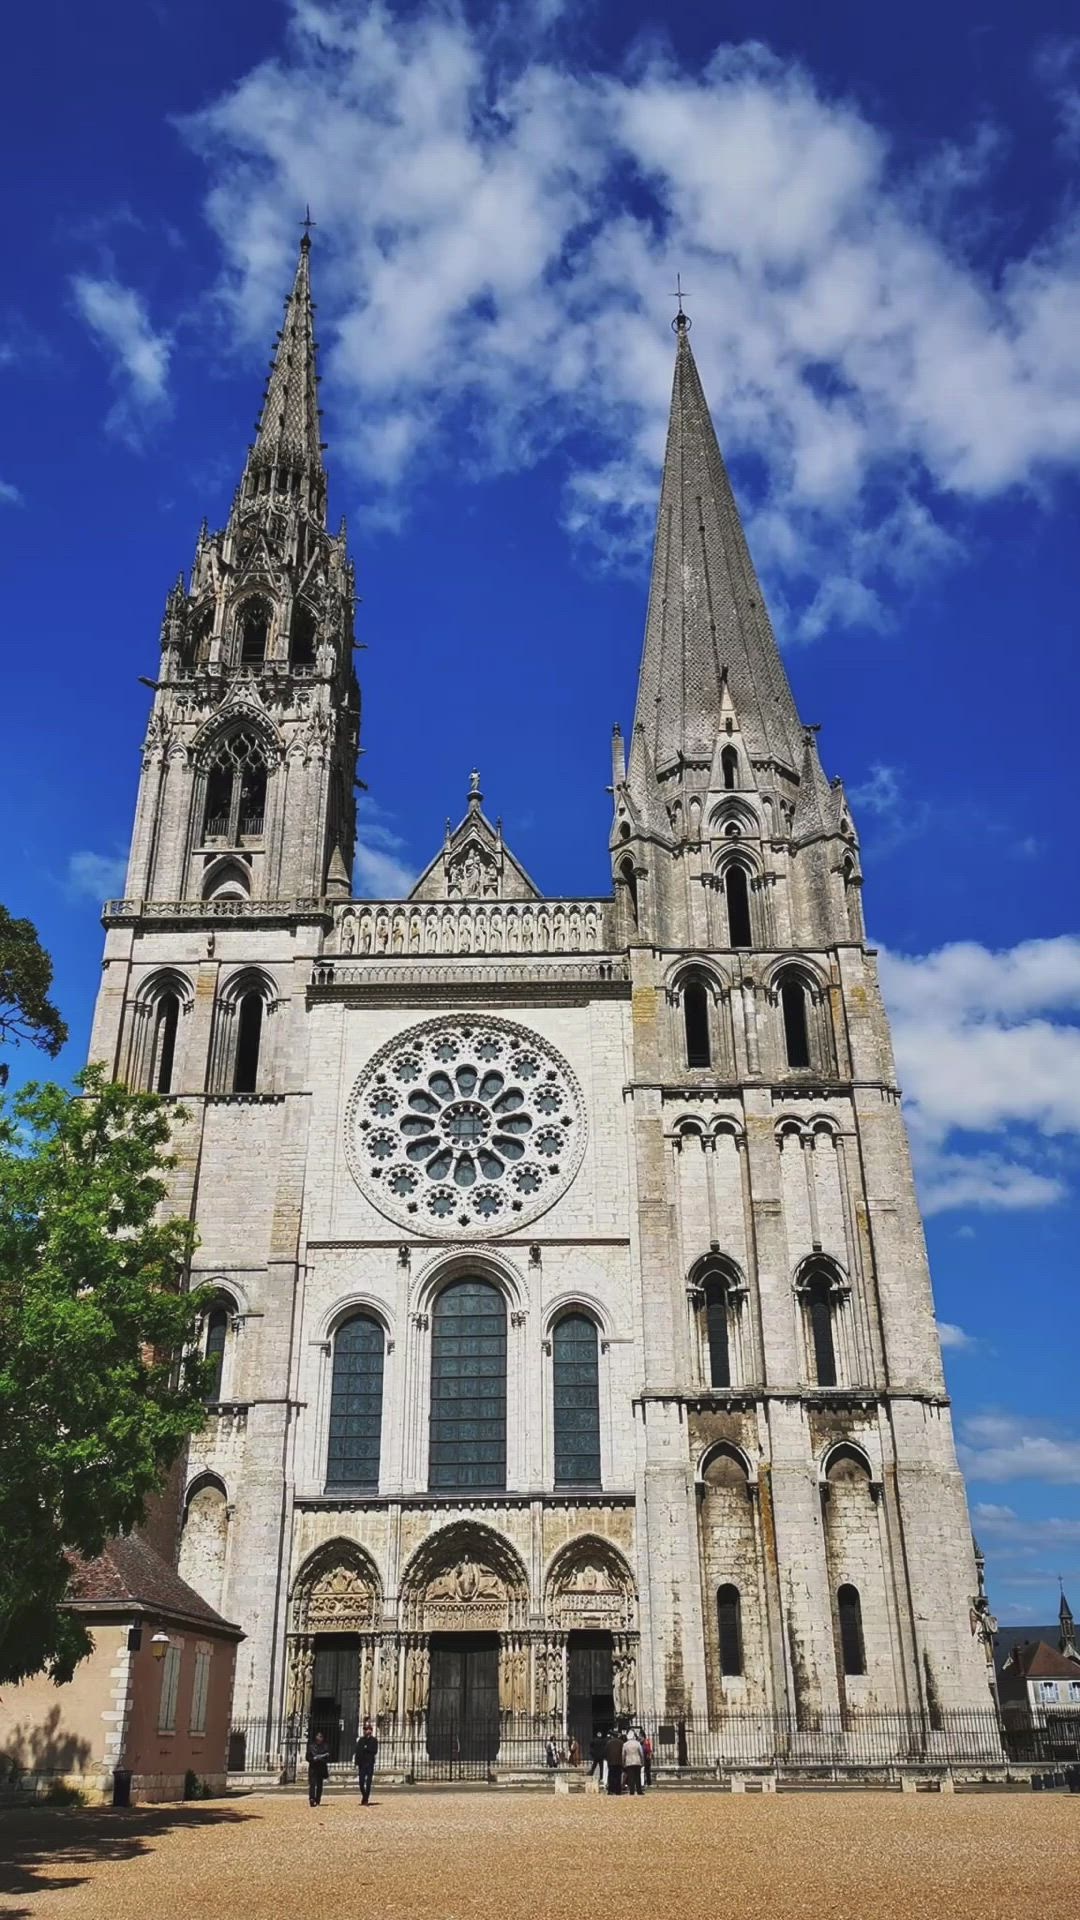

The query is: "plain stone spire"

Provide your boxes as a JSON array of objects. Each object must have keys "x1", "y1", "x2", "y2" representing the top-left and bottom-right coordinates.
[{"x1": 632, "y1": 312, "x2": 804, "y2": 776}]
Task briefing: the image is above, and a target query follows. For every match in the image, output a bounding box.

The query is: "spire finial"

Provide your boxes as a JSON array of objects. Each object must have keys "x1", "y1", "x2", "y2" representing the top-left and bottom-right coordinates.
[
  {"x1": 671, "y1": 273, "x2": 691, "y2": 334},
  {"x1": 468, "y1": 768, "x2": 482, "y2": 812},
  {"x1": 301, "y1": 204, "x2": 317, "y2": 251}
]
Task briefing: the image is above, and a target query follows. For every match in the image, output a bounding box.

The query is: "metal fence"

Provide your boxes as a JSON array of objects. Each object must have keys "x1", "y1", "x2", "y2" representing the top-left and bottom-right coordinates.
[{"x1": 226, "y1": 1705, "x2": 1080, "y2": 1783}]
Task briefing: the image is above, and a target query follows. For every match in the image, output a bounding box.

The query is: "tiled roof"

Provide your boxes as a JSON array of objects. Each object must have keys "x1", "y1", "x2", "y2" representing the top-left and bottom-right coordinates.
[
  {"x1": 1008, "y1": 1638, "x2": 1080, "y2": 1681},
  {"x1": 67, "y1": 1534, "x2": 243, "y2": 1638}
]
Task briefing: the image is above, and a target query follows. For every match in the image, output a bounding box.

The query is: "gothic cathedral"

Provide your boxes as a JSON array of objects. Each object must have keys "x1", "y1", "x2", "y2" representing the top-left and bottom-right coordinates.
[{"x1": 88, "y1": 236, "x2": 991, "y2": 1753}]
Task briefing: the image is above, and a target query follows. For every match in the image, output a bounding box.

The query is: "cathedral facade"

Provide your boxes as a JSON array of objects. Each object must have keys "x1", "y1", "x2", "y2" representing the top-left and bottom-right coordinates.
[{"x1": 88, "y1": 237, "x2": 991, "y2": 1754}]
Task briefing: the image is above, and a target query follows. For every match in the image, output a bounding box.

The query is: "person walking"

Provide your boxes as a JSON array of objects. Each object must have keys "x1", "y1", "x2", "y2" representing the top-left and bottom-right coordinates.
[
  {"x1": 588, "y1": 1730, "x2": 606, "y2": 1785},
  {"x1": 622, "y1": 1729, "x2": 645, "y2": 1796},
  {"x1": 640, "y1": 1728, "x2": 653, "y2": 1789},
  {"x1": 568, "y1": 1736, "x2": 582, "y2": 1768},
  {"x1": 545, "y1": 1735, "x2": 560, "y2": 1770},
  {"x1": 306, "y1": 1728, "x2": 330, "y2": 1807},
  {"x1": 605, "y1": 1728, "x2": 624, "y2": 1796},
  {"x1": 354, "y1": 1720, "x2": 379, "y2": 1805}
]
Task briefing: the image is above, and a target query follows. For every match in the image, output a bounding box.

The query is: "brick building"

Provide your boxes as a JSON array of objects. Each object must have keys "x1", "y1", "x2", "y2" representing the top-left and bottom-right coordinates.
[{"x1": 85, "y1": 237, "x2": 992, "y2": 1759}]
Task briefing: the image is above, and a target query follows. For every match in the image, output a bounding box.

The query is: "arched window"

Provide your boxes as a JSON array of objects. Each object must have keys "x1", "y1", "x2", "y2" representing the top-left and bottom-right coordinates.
[
  {"x1": 552, "y1": 1314, "x2": 601, "y2": 1487},
  {"x1": 837, "y1": 1583, "x2": 865, "y2": 1675},
  {"x1": 233, "y1": 991, "x2": 263, "y2": 1093},
  {"x1": 326, "y1": 1314, "x2": 385, "y2": 1491},
  {"x1": 806, "y1": 1276, "x2": 837, "y2": 1387},
  {"x1": 290, "y1": 603, "x2": 317, "y2": 668},
  {"x1": 725, "y1": 866, "x2": 752, "y2": 948},
  {"x1": 721, "y1": 745, "x2": 738, "y2": 790},
  {"x1": 717, "y1": 1584, "x2": 743, "y2": 1675},
  {"x1": 238, "y1": 599, "x2": 270, "y2": 666},
  {"x1": 200, "y1": 729, "x2": 269, "y2": 844},
  {"x1": 781, "y1": 977, "x2": 811, "y2": 1069},
  {"x1": 152, "y1": 992, "x2": 180, "y2": 1094},
  {"x1": 429, "y1": 1279, "x2": 506, "y2": 1491},
  {"x1": 683, "y1": 978, "x2": 711, "y2": 1067},
  {"x1": 203, "y1": 1306, "x2": 229, "y2": 1402},
  {"x1": 703, "y1": 1276, "x2": 731, "y2": 1388},
  {"x1": 619, "y1": 857, "x2": 638, "y2": 928}
]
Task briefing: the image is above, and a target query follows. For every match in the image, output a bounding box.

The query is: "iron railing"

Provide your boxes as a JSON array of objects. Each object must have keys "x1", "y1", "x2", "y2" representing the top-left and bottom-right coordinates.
[{"x1": 226, "y1": 1705, "x2": 1080, "y2": 1783}]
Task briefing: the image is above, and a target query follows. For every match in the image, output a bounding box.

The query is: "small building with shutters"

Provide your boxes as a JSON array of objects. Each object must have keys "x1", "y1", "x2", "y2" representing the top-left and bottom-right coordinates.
[{"x1": 0, "y1": 1535, "x2": 243, "y2": 1804}]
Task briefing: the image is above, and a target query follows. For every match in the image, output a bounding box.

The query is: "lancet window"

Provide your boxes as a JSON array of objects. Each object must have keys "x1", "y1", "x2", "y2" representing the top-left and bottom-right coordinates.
[{"x1": 200, "y1": 730, "x2": 268, "y2": 844}]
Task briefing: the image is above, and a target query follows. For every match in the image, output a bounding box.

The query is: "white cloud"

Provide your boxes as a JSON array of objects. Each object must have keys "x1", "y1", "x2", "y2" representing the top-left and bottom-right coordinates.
[
  {"x1": 180, "y1": 4, "x2": 1080, "y2": 632},
  {"x1": 71, "y1": 275, "x2": 172, "y2": 444},
  {"x1": 960, "y1": 1413, "x2": 1080, "y2": 1485},
  {"x1": 353, "y1": 800, "x2": 416, "y2": 899},
  {"x1": 972, "y1": 1501, "x2": 1080, "y2": 1545},
  {"x1": 0, "y1": 478, "x2": 22, "y2": 506},
  {"x1": 880, "y1": 937, "x2": 1080, "y2": 1213},
  {"x1": 1034, "y1": 38, "x2": 1080, "y2": 155},
  {"x1": 937, "y1": 1320, "x2": 976, "y2": 1351},
  {"x1": 66, "y1": 850, "x2": 128, "y2": 899}
]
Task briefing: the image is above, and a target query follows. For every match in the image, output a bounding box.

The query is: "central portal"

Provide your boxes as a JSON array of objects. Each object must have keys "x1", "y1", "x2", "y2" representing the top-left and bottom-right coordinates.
[
  {"x1": 427, "y1": 1633, "x2": 500, "y2": 1761},
  {"x1": 567, "y1": 1631, "x2": 615, "y2": 1749}
]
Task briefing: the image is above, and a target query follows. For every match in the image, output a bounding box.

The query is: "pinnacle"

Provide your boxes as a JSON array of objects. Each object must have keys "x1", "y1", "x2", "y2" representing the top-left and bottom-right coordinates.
[{"x1": 631, "y1": 317, "x2": 804, "y2": 777}]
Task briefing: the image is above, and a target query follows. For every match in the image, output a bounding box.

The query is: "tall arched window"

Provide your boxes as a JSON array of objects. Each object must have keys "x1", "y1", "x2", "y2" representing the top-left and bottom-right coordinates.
[
  {"x1": 552, "y1": 1313, "x2": 601, "y2": 1487},
  {"x1": 233, "y1": 991, "x2": 263, "y2": 1093},
  {"x1": 326, "y1": 1314, "x2": 385, "y2": 1491},
  {"x1": 619, "y1": 857, "x2": 638, "y2": 928},
  {"x1": 717, "y1": 1584, "x2": 743, "y2": 1675},
  {"x1": 152, "y1": 992, "x2": 180, "y2": 1094},
  {"x1": 203, "y1": 1306, "x2": 229, "y2": 1401},
  {"x1": 780, "y1": 977, "x2": 811, "y2": 1069},
  {"x1": 290, "y1": 603, "x2": 317, "y2": 668},
  {"x1": 683, "y1": 978, "x2": 711, "y2": 1067},
  {"x1": 200, "y1": 729, "x2": 268, "y2": 844},
  {"x1": 703, "y1": 1277, "x2": 732, "y2": 1388},
  {"x1": 806, "y1": 1276, "x2": 838, "y2": 1387},
  {"x1": 721, "y1": 744, "x2": 738, "y2": 790},
  {"x1": 837, "y1": 1583, "x2": 866, "y2": 1675},
  {"x1": 429, "y1": 1279, "x2": 506, "y2": 1491},
  {"x1": 238, "y1": 599, "x2": 270, "y2": 665},
  {"x1": 724, "y1": 866, "x2": 752, "y2": 947}
]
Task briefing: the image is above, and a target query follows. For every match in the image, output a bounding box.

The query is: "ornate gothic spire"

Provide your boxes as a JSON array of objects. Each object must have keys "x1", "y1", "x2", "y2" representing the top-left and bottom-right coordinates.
[
  {"x1": 241, "y1": 231, "x2": 326, "y2": 522},
  {"x1": 632, "y1": 312, "x2": 804, "y2": 778}
]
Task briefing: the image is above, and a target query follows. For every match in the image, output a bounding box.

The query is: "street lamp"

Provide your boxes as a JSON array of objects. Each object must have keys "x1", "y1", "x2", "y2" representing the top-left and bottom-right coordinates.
[{"x1": 151, "y1": 1631, "x2": 170, "y2": 1661}]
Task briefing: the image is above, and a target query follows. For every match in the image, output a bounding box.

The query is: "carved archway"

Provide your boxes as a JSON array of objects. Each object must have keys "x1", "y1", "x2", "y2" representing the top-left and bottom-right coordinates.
[
  {"x1": 290, "y1": 1539, "x2": 382, "y2": 1635},
  {"x1": 399, "y1": 1521, "x2": 530, "y2": 1632},
  {"x1": 544, "y1": 1535, "x2": 637, "y2": 1633}
]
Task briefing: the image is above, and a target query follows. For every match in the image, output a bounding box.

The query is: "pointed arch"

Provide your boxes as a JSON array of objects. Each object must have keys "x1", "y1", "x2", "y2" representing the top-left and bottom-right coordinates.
[
  {"x1": 290, "y1": 1539, "x2": 383, "y2": 1635},
  {"x1": 128, "y1": 968, "x2": 194, "y2": 1093},
  {"x1": 235, "y1": 594, "x2": 272, "y2": 666},
  {"x1": 399, "y1": 1520, "x2": 530, "y2": 1631},
  {"x1": 211, "y1": 967, "x2": 280, "y2": 1094}
]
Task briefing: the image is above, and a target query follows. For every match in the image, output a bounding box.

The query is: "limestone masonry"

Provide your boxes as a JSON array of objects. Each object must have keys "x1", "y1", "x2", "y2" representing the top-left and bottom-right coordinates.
[{"x1": 88, "y1": 236, "x2": 991, "y2": 1748}]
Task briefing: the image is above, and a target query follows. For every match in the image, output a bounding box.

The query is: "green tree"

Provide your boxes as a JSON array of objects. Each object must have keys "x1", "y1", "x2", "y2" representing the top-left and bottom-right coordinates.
[
  {"x1": 0, "y1": 906, "x2": 68, "y2": 1085},
  {"x1": 0, "y1": 1068, "x2": 207, "y2": 1684}
]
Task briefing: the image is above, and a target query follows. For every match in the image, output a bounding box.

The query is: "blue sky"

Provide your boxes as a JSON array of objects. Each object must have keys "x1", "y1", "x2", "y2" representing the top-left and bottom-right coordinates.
[{"x1": 2, "y1": 0, "x2": 1079, "y2": 1624}]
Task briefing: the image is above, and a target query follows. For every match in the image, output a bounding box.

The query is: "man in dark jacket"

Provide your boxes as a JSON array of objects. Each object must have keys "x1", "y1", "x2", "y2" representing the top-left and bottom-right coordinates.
[
  {"x1": 605, "y1": 1728, "x2": 624, "y2": 1796},
  {"x1": 588, "y1": 1730, "x2": 606, "y2": 1781},
  {"x1": 306, "y1": 1728, "x2": 330, "y2": 1806},
  {"x1": 354, "y1": 1721, "x2": 379, "y2": 1804}
]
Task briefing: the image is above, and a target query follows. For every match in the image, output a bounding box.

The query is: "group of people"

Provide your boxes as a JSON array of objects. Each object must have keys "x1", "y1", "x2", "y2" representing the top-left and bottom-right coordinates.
[
  {"x1": 590, "y1": 1727, "x2": 653, "y2": 1796},
  {"x1": 305, "y1": 1723, "x2": 379, "y2": 1807}
]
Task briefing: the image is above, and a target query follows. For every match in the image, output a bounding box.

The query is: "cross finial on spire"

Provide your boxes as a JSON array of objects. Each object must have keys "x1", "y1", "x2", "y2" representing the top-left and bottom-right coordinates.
[
  {"x1": 671, "y1": 274, "x2": 691, "y2": 333},
  {"x1": 301, "y1": 204, "x2": 317, "y2": 250}
]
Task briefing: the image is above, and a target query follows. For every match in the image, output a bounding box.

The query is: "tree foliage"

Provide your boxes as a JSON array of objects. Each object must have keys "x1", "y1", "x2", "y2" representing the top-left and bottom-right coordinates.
[
  {"x1": 0, "y1": 906, "x2": 68, "y2": 1083},
  {"x1": 0, "y1": 1068, "x2": 208, "y2": 1685}
]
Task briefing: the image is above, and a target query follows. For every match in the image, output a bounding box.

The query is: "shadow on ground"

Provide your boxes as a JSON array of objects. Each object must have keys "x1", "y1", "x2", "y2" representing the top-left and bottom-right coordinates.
[{"x1": 0, "y1": 1799, "x2": 255, "y2": 1915}]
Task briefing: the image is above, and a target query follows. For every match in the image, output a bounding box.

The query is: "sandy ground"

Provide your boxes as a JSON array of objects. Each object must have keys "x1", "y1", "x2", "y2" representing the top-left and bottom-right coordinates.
[{"x1": 2, "y1": 1786, "x2": 1078, "y2": 1920}]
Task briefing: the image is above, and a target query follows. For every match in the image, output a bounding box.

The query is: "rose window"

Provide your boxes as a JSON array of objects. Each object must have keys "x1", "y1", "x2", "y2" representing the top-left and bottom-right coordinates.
[{"x1": 345, "y1": 1018, "x2": 586, "y2": 1236}]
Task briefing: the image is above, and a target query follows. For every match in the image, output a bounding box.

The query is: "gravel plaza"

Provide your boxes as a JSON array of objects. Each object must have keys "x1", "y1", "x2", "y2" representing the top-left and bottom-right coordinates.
[{"x1": 3, "y1": 1788, "x2": 1078, "y2": 1920}]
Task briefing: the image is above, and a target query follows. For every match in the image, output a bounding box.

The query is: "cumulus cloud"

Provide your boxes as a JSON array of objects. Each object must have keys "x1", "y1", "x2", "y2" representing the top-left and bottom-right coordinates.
[
  {"x1": 66, "y1": 850, "x2": 129, "y2": 899},
  {"x1": 972, "y1": 1501, "x2": 1080, "y2": 1545},
  {"x1": 960, "y1": 1414, "x2": 1080, "y2": 1485},
  {"x1": 180, "y1": 3, "x2": 1080, "y2": 634},
  {"x1": 880, "y1": 937, "x2": 1080, "y2": 1213},
  {"x1": 353, "y1": 800, "x2": 416, "y2": 898},
  {"x1": 0, "y1": 478, "x2": 22, "y2": 506},
  {"x1": 71, "y1": 275, "x2": 172, "y2": 443},
  {"x1": 1034, "y1": 38, "x2": 1080, "y2": 155},
  {"x1": 937, "y1": 1320, "x2": 976, "y2": 1351}
]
